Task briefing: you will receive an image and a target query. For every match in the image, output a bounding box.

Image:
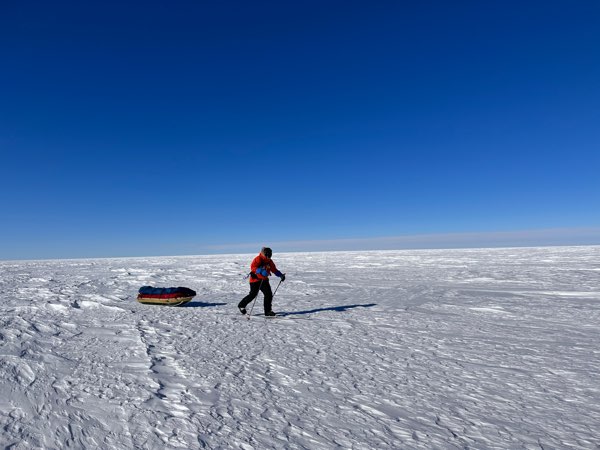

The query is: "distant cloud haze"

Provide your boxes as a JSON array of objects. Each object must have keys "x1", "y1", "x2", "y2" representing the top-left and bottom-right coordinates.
[{"x1": 204, "y1": 228, "x2": 600, "y2": 254}]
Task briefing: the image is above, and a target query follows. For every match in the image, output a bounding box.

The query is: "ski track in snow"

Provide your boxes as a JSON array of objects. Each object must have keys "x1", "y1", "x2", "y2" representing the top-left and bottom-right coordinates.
[{"x1": 1, "y1": 247, "x2": 600, "y2": 449}]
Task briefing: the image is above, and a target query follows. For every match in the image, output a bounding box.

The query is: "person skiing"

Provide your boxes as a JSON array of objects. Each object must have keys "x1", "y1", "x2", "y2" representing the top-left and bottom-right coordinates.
[{"x1": 238, "y1": 247, "x2": 286, "y2": 316}]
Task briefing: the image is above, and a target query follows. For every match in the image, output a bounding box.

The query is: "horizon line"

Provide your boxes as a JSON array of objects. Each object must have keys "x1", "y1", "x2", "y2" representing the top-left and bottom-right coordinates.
[
  {"x1": 204, "y1": 226, "x2": 600, "y2": 254},
  {"x1": 3, "y1": 227, "x2": 599, "y2": 262}
]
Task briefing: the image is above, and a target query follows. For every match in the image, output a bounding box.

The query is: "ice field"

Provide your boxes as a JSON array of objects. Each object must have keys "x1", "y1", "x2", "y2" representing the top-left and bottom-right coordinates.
[{"x1": 1, "y1": 246, "x2": 599, "y2": 449}]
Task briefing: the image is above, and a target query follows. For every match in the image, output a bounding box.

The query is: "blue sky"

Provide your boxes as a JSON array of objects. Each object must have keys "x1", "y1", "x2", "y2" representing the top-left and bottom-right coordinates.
[{"x1": 1, "y1": 1, "x2": 599, "y2": 259}]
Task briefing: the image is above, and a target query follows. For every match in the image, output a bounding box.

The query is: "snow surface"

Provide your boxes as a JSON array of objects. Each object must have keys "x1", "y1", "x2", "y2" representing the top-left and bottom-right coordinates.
[{"x1": 1, "y1": 246, "x2": 600, "y2": 449}]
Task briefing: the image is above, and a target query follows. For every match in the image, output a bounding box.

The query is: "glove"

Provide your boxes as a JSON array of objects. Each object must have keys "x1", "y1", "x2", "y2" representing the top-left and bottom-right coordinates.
[
  {"x1": 256, "y1": 267, "x2": 268, "y2": 277},
  {"x1": 250, "y1": 272, "x2": 258, "y2": 280},
  {"x1": 275, "y1": 270, "x2": 286, "y2": 282}
]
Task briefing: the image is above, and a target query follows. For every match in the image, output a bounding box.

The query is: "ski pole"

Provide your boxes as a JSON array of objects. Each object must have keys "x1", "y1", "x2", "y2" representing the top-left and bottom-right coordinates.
[
  {"x1": 272, "y1": 279, "x2": 283, "y2": 299},
  {"x1": 247, "y1": 278, "x2": 264, "y2": 320}
]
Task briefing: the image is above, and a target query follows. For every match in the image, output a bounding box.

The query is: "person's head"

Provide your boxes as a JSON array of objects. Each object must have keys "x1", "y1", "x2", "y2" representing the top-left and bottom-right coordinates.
[{"x1": 261, "y1": 247, "x2": 273, "y2": 258}]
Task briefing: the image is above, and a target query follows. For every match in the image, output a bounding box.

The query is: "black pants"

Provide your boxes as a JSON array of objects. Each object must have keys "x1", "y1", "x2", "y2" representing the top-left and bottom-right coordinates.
[{"x1": 239, "y1": 280, "x2": 273, "y2": 313}]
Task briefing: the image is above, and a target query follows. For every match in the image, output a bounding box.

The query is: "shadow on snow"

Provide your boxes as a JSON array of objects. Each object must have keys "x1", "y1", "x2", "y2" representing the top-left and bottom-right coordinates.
[
  {"x1": 182, "y1": 300, "x2": 227, "y2": 308},
  {"x1": 278, "y1": 303, "x2": 377, "y2": 317}
]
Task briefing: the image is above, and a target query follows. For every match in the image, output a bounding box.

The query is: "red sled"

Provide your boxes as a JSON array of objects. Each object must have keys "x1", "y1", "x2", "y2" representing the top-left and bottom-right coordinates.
[{"x1": 137, "y1": 286, "x2": 196, "y2": 306}]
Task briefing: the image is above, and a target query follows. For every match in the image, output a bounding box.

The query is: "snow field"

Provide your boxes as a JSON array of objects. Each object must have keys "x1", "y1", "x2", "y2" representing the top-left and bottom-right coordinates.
[{"x1": 1, "y1": 246, "x2": 600, "y2": 448}]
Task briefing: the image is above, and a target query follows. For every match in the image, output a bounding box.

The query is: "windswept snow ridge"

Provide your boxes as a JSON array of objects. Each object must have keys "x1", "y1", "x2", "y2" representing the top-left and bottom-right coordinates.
[{"x1": 1, "y1": 247, "x2": 600, "y2": 448}]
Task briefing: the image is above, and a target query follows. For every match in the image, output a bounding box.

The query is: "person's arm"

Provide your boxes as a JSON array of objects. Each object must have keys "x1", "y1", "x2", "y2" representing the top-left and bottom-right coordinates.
[
  {"x1": 250, "y1": 256, "x2": 262, "y2": 278},
  {"x1": 272, "y1": 262, "x2": 286, "y2": 281}
]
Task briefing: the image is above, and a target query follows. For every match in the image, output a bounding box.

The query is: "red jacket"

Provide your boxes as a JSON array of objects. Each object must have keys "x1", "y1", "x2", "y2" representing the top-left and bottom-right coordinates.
[{"x1": 250, "y1": 254, "x2": 279, "y2": 283}]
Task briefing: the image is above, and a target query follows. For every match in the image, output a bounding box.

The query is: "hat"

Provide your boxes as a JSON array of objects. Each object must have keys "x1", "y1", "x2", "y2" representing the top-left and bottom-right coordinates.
[{"x1": 261, "y1": 247, "x2": 272, "y2": 258}]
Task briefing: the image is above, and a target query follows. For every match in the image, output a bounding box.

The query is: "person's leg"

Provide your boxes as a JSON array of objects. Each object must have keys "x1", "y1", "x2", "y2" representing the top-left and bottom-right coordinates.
[
  {"x1": 260, "y1": 281, "x2": 273, "y2": 313},
  {"x1": 239, "y1": 282, "x2": 261, "y2": 309}
]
